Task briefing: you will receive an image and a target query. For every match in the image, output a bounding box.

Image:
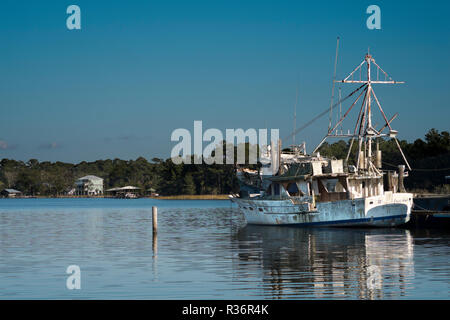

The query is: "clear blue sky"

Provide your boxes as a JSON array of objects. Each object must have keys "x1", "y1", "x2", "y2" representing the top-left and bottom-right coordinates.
[{"x1": 0, "y1": 0, "x2": 449, "y2": 163}]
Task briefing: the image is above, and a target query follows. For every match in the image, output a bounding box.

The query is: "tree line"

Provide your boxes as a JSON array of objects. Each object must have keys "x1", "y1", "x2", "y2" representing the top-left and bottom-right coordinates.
[
  {"x1": 0, "y1": 156, "x2": 239, "y2": 196},
  {"x1": 0, "y1": 129, "x2": 448, "y2": 196}
]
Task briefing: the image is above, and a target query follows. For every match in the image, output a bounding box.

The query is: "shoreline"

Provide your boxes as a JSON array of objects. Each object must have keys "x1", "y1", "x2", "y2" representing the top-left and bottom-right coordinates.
[
  {"x1": 1, "y1": 194, "x2": 231, "y2": 200},
  {"x1": 153, "y1": 195, "x2": 230, "y2": 200}
]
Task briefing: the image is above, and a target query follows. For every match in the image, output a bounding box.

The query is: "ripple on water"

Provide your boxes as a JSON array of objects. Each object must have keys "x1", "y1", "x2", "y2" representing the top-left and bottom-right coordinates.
[{"x1": 0, "y1": 198, "x2": 449, "y2": 299}]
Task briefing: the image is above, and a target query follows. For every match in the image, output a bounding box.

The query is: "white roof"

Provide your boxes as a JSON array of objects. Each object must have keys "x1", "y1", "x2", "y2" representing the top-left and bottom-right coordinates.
[
  {"x1": 77, "y1": 175, "x2": 103, "y2": 181},
  {"x1": 106, "y1": 187, "x2": 121, "y2": 192},
  {"x1": 106, "y1": 186, "x2": 140, "y2": 192},
  {"x1": 3, "y1": 188, "x2": 22, "y2": 193}
]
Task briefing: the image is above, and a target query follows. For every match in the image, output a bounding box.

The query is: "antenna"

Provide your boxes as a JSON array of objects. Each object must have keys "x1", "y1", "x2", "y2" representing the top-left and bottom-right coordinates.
[
  {"x1": 338, "y1": 87, "x2": 342, "y2": 134},
  {"x1": 293, "y1": 85, "x2": 298, "y2": 146},
  {"x1": 328, "y1": 37, "x2": 340, "y2": 131}
]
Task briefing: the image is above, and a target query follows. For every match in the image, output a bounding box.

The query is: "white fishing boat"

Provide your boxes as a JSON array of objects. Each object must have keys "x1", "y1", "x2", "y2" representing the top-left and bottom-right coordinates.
[{"x1": 230, "y1": 52, "x2": 413, "y2": 227}]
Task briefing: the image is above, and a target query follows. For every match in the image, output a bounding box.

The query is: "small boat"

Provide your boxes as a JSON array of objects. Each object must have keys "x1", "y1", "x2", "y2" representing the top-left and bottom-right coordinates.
[
  {"x1": 231, "y1": 52, "x2": 413, "y2": 227},
  {"x1": 124, "y1": 192, "x2": 138, "y2": 199}
]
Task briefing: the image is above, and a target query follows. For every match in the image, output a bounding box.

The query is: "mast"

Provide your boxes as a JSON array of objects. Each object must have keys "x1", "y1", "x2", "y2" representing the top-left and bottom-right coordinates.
[
  {"x1": 313, "y1": 51, "x2": 411, "y2": 173},
  {"x1": 367, "y1": 53, "x2": 372, "y2": 162}
]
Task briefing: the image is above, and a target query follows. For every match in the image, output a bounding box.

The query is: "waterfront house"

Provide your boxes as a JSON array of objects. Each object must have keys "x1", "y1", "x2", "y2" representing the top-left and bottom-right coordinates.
[
  {"x1": 75, "y1": 175, "x2": 104, "y2": 196},
  {"x1": 1, "y1": 189, "x2": 22, "y2": 198}
]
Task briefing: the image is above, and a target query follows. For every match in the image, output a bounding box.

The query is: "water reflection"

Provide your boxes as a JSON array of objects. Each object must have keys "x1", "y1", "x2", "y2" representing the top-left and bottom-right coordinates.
[
  {"x1": 1, "y1": 200, "x2": 448, "y2": 299},
  {"x1": 233, "y1": 226, "x2": 415, "y2": 299}
]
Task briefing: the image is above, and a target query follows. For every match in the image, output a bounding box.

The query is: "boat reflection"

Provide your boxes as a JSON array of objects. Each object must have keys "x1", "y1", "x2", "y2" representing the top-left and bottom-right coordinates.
[{"x1": 233, "y1": 226, "x2": 414, "y2": 299}]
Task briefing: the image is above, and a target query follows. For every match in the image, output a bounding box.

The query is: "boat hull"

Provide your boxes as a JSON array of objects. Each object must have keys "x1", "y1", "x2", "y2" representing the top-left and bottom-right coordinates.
[{"x1": 231, "y1": 193, "x2": 413, "y2": 227}]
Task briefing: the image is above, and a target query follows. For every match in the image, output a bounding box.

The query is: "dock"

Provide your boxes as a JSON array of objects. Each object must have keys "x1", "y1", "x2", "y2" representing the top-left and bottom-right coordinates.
[{"x1": 409, "y1": 194, "x2": 450, "y2": 228}]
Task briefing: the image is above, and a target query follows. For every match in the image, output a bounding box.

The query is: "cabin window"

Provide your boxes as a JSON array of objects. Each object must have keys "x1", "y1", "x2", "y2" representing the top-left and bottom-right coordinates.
[
  {"x1": 326, "y1": 180, "x2": 337, "y2": 192},
  {"x1": 274, "y1": 183, "x2": 280, "y2": 196},
  {"x1": 287, "y1": 183, "x2": 300, "y2": 196},
  {"x1": 258, "y1": 208, "x2": 263, "y2": 212}
]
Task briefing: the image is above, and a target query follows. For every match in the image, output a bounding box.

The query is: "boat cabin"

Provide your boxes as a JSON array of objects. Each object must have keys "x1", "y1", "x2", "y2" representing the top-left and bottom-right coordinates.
[{"x1": 264, "y1": 158, "x2": 385, "y2": 203}]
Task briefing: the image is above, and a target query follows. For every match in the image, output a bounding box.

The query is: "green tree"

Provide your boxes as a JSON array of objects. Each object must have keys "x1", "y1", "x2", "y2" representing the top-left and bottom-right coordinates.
[{"x1": 182, "y1": 174, "x2": 196, "y2": 195}]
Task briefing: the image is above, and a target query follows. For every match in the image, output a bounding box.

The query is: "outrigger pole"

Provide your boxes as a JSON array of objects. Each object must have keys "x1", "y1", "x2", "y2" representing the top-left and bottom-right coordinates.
[{"x1": 313, "y1": 52, "x2": 411, "y2": 172}]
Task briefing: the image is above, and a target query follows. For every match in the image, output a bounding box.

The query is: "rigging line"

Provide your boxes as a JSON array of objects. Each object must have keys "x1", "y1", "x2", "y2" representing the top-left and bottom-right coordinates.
[
  {"x1": 344, "y1": 60, "x2": 366, "y2": 82},
  {"x1": 371, "y1": 88, "x2": 393, "y2": 131},
  {"x1": 346, "y1": 86, "x2": 368, "y2": 162},
  {"x1": 314, "y1": 86, "x2": 368, "y2": 154},
  {"x1": 413, "y1": 168, "x2": 450, "y2": 172},
  {"x1": 382, "y1": 161, "x2": 450, "y2": 171},
  {"x1": 283, "y1": 83, "x2": 367, "y2": 142},
  {"x1": 412, "y1": 203, "x2": 437, "y2": 212},
  {"x1": 393, "y1": 137, "x2": 412, "y2": 171},
  {"x1": 339, "y1": 87, "x2": 343, "y2": 134}
]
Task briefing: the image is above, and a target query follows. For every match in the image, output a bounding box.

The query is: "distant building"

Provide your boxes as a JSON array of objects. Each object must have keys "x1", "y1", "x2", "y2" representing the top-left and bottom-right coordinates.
[
  {"x1": 75, "y1": 175, "x2": 104, "y2": 196},
  {"x1": 106, "y1": 186, "x2": 141, "y2": 198},
  {"x1": 1, "y1": 189, "x2": 22, "y2": 198},
  {"x1": 147, "y1": 188, "x2": 159, "y2": 197}
]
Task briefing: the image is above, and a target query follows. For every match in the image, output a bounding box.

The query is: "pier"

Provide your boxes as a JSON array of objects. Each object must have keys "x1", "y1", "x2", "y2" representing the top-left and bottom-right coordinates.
[
  {"x1": 409, "y1": 194, "x2": 450, "y2": 228},
  {"x1": 409, "y1": 210, "x2": 450, "y2": 228},
  {"x1": 408, "y1": 211, "x2": 450, "y2": 228}
]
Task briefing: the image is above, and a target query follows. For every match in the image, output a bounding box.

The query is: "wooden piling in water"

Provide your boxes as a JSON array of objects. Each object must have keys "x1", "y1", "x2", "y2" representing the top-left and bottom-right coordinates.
[
  {"x1": 152, "y1": 232, "x2": 158, "y2": 255},
  {"x1": 152, "y1": 206, "x2": 158, "y2": 234}
]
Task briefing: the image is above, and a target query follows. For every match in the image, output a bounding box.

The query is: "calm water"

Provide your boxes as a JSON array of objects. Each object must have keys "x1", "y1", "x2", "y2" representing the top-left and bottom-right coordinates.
[{"x1": 0, "y1": 198, "x2": 449, "y2": 299}]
